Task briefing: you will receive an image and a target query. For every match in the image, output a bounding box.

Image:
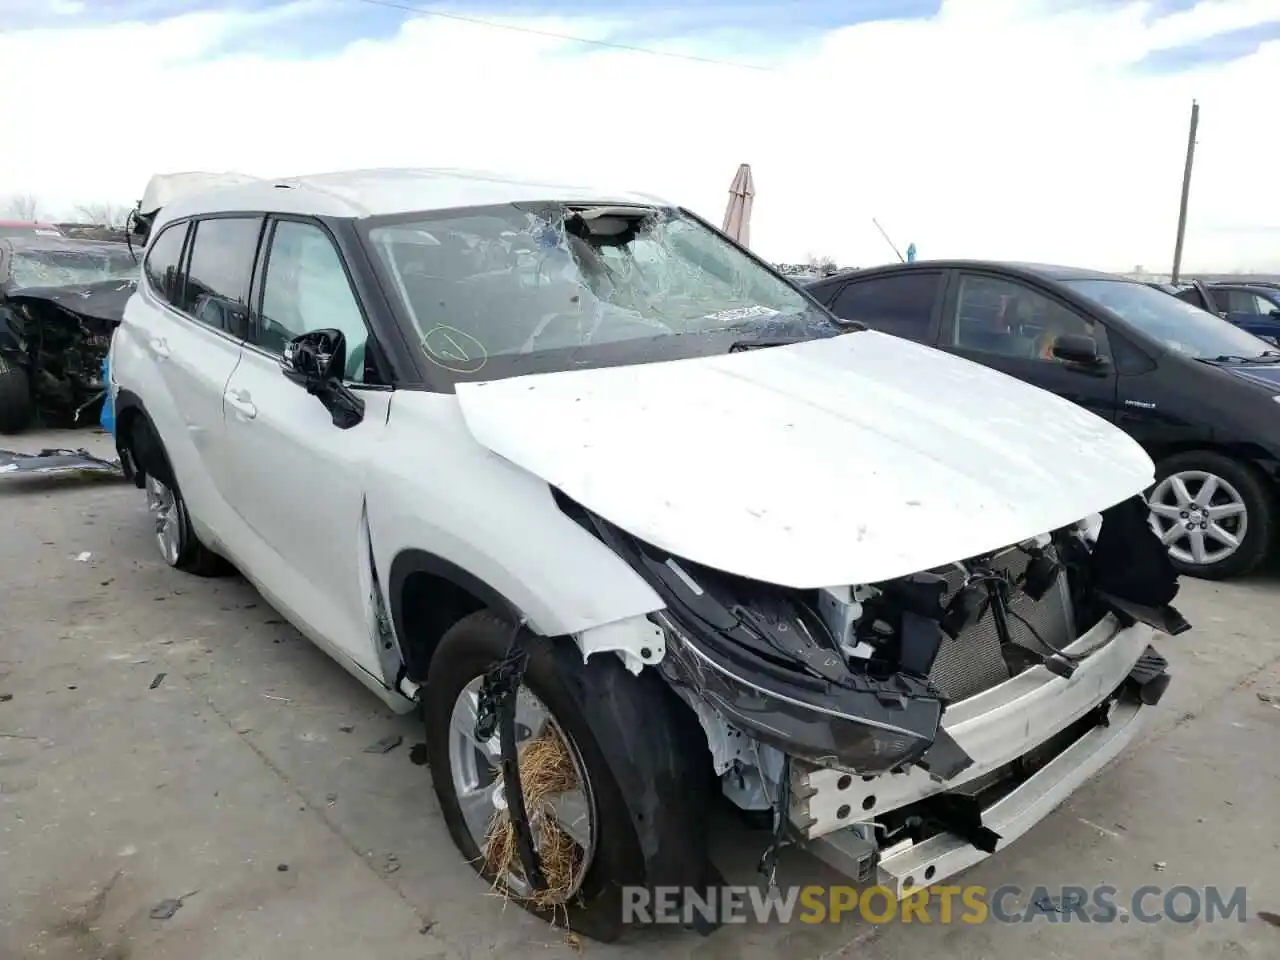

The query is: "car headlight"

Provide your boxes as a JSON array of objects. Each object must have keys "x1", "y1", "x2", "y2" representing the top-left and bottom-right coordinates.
[{"x1": 654, "y1": 615, "x2": 941, "y2": 775}]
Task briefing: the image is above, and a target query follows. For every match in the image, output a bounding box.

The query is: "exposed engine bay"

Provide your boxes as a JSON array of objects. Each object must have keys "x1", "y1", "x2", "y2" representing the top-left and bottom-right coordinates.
[{"x1": 559, "y1": 489, "x2": 1187, "y2": 802}]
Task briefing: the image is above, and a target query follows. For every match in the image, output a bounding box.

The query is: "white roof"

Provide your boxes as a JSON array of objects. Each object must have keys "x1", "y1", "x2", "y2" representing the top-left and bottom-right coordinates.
[{"x1": 151, "y1": 168, "x2": 673, "y2": 230}]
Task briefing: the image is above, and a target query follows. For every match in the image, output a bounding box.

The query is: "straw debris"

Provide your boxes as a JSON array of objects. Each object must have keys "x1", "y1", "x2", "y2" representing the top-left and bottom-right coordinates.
[{"x1": 482, "y1": 725, "x2": 584, "y2": 911}]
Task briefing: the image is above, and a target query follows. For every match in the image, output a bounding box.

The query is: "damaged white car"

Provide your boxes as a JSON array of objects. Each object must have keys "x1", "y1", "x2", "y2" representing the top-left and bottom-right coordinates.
[{"x1": 107, "y1": 168, "x2": 1187, "y2": 942}]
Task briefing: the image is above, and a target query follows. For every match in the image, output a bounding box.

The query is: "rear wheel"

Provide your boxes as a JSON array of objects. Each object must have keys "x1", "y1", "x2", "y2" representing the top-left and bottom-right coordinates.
[
  {"x1": 0, "y1": 358, "x2": 34, "y2": 434},
  {"x1": 1147, "y1": 450, "x2": 1274, "y2": 580},
  {"x1": 129, "y1": 413, "x2": 233, "y2": 578}
]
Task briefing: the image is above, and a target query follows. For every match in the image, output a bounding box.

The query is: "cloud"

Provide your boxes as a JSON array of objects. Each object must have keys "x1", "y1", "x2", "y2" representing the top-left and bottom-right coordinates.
[{"x1": 1, "y1": 0, "x2": 1276, "y2": 271}]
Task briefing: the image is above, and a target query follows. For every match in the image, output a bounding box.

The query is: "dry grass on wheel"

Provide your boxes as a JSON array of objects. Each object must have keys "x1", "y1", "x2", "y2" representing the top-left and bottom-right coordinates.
[{"x1": 482, "y1": 725, "x2": 584, "y2": 911}]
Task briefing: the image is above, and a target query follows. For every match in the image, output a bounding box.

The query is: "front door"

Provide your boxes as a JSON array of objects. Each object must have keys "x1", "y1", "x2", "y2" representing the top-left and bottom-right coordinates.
[
  {"x1": 219, "y1": 217, "x2": 392, "y2": 681},
  {"x1": 937, "y1": 271, "x2": 1120, "y2": 424}
]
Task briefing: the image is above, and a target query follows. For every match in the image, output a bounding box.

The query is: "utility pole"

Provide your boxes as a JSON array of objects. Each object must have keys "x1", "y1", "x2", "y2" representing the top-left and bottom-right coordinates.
[{"x1": 1171, "y1": 99, "x2": 1199, "y2": 285}]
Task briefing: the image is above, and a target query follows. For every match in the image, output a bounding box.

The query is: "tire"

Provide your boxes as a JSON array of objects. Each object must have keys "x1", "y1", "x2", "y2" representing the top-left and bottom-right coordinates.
[
  {"x1": 1148, "y1": 450, "x2": 1274, "y2": 580},
  {"x1": 424, "y1": 611, "x2": 648, "y2": 942},
  {"x1": 0, "y1": 358, "x2": 34, "y2": 434},
  {"x1": 133, "y1": 418, "x2": 233, "y2": 577}
]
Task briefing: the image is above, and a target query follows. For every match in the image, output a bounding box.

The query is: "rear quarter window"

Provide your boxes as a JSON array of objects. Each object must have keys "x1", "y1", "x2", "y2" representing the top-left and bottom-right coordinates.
[{"x1": 143, "y1": 222, "x2": 188, "y2": 305}]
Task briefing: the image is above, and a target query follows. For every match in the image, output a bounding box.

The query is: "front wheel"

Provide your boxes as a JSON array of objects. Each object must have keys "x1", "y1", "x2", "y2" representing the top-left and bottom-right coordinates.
[
  {"x1": 1147, "y1": 450, "x2": 1274, "y2": 580},
  {"x1": 0, "y1": 358, "x2": 34, "y2": 434},
  {"x1": 424, "y1": 611, "x2": 648, "y2": 942}
]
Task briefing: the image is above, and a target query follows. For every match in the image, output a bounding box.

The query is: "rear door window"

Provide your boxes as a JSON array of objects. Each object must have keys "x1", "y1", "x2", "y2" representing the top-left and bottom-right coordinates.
[
  {"x1": 179, "y1": 216, "x2": 263, "y2": 338},
  {"x1": 826, "y1": 272, "x2": 942, "y2": 341}
]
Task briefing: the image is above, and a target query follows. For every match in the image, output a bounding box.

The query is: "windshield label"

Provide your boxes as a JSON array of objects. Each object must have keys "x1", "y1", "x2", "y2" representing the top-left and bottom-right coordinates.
[{"x1": 701, "y1": 305, "x2": 781, "y2": 324}]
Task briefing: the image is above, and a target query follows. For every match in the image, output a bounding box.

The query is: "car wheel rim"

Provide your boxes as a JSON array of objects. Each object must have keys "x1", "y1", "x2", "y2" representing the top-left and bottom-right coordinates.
[
  {"x1": 447, "y1": 676, "x2": 597, "y2": 902},
  {"x1": 1148, "y1": 469, "x2": 1247, "y2": 566},
  {"x1": 144, "y1": 475, "x2": 183, "y2": 566}
]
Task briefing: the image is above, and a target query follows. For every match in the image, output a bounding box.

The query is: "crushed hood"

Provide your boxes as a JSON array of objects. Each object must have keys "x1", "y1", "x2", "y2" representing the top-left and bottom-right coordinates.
[
  {"x1": 7, "y1": 279, "x2": 137, "y2": 325},
  {"x1": 456, "y1": 331, "x2": 1155, "y2": 588}
]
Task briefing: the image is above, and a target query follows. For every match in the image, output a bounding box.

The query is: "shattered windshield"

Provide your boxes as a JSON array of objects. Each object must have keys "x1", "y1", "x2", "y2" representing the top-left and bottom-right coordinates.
[
  {"x1": 363, "y1": 202, "x2": 845, "y2": 381},
  {"x1": 8, "y1": 247, "x2": 139, "y2": 290}
]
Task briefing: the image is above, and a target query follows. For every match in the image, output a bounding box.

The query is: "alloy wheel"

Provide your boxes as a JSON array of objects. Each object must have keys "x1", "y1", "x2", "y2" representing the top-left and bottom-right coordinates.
[
  {"x1": 447, "y1": 676, "x2": 597, "y2": 901},
  {"x1": 1148, "y1": 469, "x2": 1247, "y2": 566},
  {"x1": 144, "y1": 474, "x2": 183, "y2": 566}
]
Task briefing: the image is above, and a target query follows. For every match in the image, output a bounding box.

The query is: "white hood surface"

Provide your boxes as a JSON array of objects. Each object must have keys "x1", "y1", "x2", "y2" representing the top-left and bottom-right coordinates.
[{"x1": 456, "y1": 331, "x2": 1155, "y2": 588}]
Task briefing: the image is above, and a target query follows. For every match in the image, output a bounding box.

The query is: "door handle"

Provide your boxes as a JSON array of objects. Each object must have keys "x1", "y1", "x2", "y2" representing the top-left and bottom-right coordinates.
[
  {"x1": 224, "y1": 389, "x2": 257, "y2": 419},
  {"x1": 148, "y1": 337, "x2": 171, "y2": 359}
]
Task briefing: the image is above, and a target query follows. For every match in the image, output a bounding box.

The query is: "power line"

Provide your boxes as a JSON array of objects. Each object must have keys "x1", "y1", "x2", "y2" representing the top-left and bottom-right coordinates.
[{"x1": 354, "y1": 0, "x2": 772, "y2": 71}]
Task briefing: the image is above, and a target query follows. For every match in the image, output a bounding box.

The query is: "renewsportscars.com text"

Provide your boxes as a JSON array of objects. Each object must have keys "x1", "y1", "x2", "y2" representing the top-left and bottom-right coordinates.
[{"x1": 622, "y1": 884, "x2": 1250, "y2": 926}]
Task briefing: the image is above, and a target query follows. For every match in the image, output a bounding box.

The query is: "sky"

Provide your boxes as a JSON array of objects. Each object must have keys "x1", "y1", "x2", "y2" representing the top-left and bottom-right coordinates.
[{"x1": 0, "y1": 0, "x2": 1276, "y2": 272}]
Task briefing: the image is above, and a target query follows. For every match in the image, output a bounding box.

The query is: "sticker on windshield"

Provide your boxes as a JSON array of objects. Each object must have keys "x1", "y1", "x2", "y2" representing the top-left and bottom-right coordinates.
[
  {"x1": 700, "y1": 305, "x2": 781, "y2": 325},
  {"x1": 422, "y1": 325, "x2": 488, "y2": 374}
]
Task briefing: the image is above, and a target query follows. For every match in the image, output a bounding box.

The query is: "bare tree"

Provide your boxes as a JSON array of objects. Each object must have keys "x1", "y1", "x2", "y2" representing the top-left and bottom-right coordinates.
[
  {"x1": 3, "y1": 192, "x2": 40, "y2": 220},
  {"x1": 73, "y1": 202, "x2": 132, "y2": 228},
  {"x1": 806, "y1": 253, "x2": 838, "y2": 275}
]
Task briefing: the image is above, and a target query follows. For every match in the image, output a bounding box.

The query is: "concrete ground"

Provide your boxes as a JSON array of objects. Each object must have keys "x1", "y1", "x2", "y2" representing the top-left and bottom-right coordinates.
[{"x1": 2, "y1": 426, "x2": 1278, "y2": 960}]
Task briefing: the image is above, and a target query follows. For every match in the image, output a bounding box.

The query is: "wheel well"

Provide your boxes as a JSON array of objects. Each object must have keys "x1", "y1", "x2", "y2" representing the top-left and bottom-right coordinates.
[
  {"x1": 114, "y1": 401, "x2": 176, "y2": 488},
  {"x1": 396, "y1": 571, "x2": 487, "y2": 681},
  {"x1": 116, "y1": 405, "x2": 141, "y2": 451},
  {"x1": 1150, "y1": 441, "x2": 1280, "y2": 490}
]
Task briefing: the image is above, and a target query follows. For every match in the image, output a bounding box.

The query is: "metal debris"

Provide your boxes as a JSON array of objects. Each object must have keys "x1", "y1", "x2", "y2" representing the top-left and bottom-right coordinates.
[
  {"x1": 363, "y1": 733, "x2": 403, "y2": 755},
  {"x1": 1154, "y1": 861, "x2": 1167, "y2": 871},
  {"x1": 0, "y1": 448, "x2": 122, "y2": 480},
  {"x1": 148, "y1": 890, "x2": 198, "y2": 920},
  {"x1": 1033, "y1": 891, "x2": 1086, "y2": 913},
  {"x1": 149, "y1": 673, "x2": 166, "y2": 690}
]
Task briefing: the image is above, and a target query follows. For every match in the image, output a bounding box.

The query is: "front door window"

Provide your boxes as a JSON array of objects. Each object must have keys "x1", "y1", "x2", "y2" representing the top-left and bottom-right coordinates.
[{"x1": 948, "y1": 274, "x2": 1110, "y2": 363}]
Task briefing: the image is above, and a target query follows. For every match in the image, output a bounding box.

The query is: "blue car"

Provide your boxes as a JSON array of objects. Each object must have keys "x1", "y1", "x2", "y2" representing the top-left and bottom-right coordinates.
[{"x1": 1163, "y1": 280, "x2": 1280, "y2": 345}]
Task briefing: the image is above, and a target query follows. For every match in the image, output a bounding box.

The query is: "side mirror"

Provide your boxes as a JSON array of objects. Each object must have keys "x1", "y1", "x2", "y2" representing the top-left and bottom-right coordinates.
[
  {"x1": 1051, "y1": 333, "x2": 1104, "y2": 366},
  {"x1": 282, "y1": 328, "x2": 346, "y2": 384},
  {"x1": 280, "y1": 328, "x2": 364, "y2": 429}
]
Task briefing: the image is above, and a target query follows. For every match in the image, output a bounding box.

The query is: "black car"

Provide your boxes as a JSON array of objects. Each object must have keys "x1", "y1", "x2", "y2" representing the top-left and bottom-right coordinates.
[
  {"x1": 806, "y1": 260, "x2": 1280, "y2": 580},
  {"x1": 0, "y1": 236, "x2": 138, "y2": 433}
]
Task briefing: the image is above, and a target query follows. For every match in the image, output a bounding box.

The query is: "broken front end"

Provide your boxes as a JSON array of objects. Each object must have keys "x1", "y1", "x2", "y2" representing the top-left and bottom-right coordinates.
[
  {"x1": 587, "y1": 494, "x2": 1185, "y2": 896},
  {"x1": 0, "y1": 279, "x2": 134, "y2": 434}
]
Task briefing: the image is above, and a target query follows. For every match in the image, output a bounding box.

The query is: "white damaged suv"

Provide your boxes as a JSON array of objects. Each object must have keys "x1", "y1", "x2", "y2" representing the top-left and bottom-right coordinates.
[{"x1": 108, "y1": 169, "x2": 1188, "y2": 941}]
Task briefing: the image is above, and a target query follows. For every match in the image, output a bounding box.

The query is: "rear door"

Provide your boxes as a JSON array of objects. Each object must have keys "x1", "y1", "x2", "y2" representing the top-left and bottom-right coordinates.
[
  {"x1": 811, "y1": 270, "x2": 945, "y2": 345},
  {"x1": 937, "y1": 270, "x2": 1120, "y2": 423},
  {"x1": 218, "y1": 216, "x2": 393, "y2": 679},
  {"x1": 125, "y1": 216, "x2": 259, "y2": 544}
]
